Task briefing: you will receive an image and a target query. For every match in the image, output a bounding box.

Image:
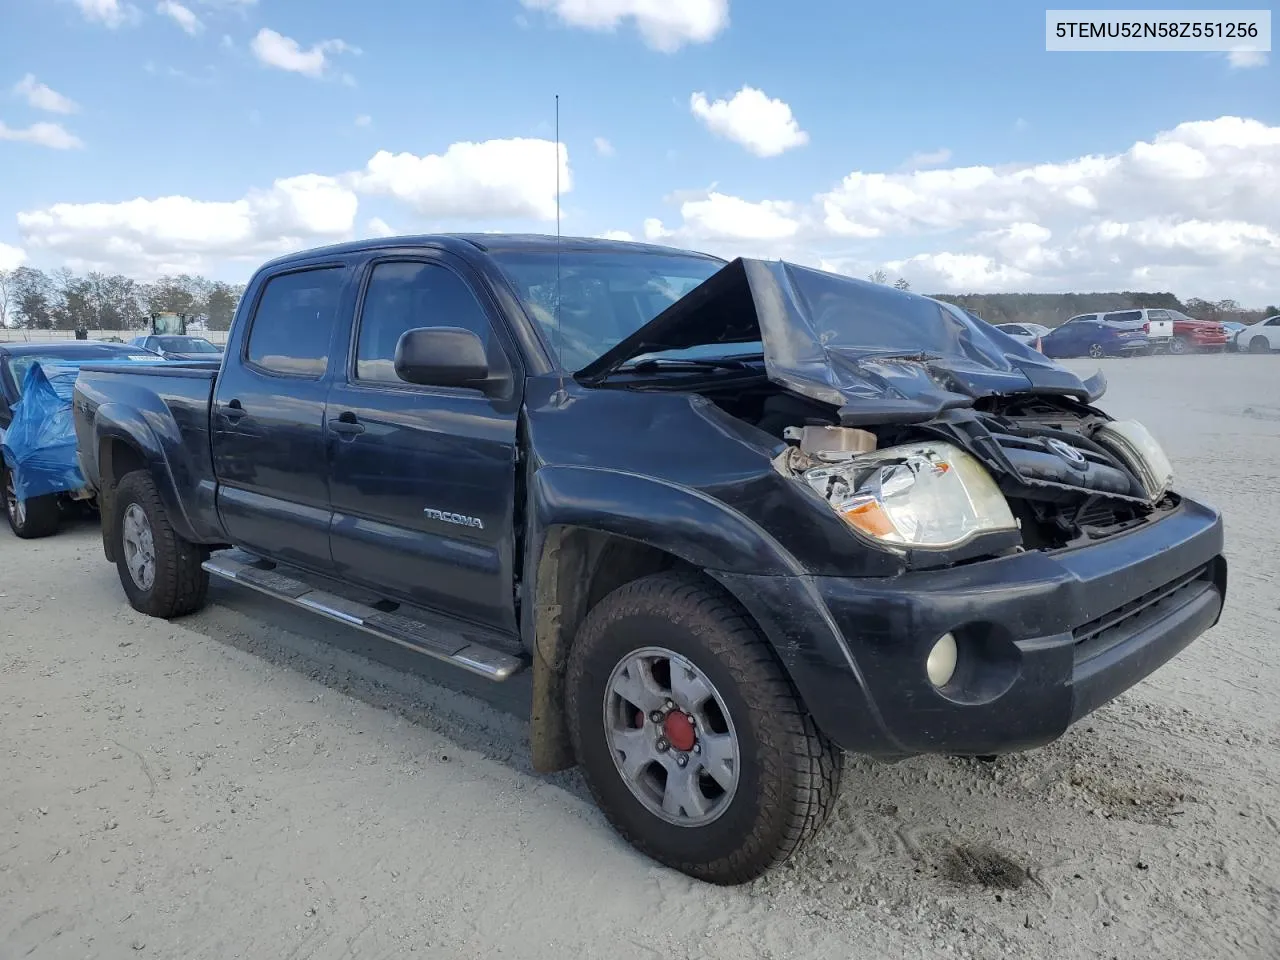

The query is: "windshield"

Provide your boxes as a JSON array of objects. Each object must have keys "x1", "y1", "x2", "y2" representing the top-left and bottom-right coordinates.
[
  {"x1": 155, "y1": 336, "x2": 220, "y2": 353},
  {"x1": 6, "y1": 346, "x2": 155, "y2": 394},
  {"x1": 490, "y1": 249, "x2": 726, "y2": 369}
]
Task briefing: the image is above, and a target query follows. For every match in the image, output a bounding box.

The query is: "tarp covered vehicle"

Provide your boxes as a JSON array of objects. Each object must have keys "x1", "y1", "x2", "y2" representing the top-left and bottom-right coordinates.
[{"x1": 1, "y1": 345, "x2": 160, "y2": 538}]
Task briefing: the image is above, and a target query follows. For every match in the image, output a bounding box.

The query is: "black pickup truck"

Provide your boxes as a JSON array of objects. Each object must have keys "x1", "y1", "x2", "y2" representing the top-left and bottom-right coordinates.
[{"x1": 73, "y1": 235, "x2": 1227, "y2": 884}]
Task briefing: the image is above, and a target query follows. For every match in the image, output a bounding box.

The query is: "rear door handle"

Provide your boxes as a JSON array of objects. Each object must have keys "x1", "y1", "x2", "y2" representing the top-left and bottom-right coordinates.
[
  {"x1": 220, "y1": 398, "x2": 246, "y2": 423},
  {"x1": 329, "y1": 412, "x2": 365, "y2": 437}
]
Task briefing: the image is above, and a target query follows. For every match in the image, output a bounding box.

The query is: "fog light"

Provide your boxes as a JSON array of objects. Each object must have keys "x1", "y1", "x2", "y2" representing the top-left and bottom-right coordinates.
[{"x1": 927, "y1": 633, "x2": 958, "y2": 687}]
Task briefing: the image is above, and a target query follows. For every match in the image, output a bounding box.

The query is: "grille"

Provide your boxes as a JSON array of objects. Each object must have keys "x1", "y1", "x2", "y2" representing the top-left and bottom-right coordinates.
[{"x1": 1073, "y1": 564, "x2": 1212, "y2": 663}]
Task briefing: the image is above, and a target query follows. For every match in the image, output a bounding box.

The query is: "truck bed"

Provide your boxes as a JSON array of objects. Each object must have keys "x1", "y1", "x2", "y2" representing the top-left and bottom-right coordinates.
[{"x1": 73, "y1": 359, "x2": 225, "y2": 546}]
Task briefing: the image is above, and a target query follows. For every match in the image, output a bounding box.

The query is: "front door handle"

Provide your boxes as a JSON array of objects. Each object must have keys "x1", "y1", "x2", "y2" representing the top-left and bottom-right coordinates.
[
  {"x1": 329, "y1": 412, "x2": 365, "y2": 437},
  {"x1": 221, "y1": 398, "x2": 246, "y2": 423}
]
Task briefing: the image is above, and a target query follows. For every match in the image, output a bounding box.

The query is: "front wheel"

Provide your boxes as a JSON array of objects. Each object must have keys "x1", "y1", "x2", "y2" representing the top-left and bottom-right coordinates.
[
  {"x1": 3, "y1": 467, "x2": 61, "y2": 539},
  {"x1": 566, "y1": 573, "x2": 843, "y2": 885},
  {"x1": 1087, "y1": 342, "x2": 1105, "y2": 359},
  {"x1": 112, "y1": 470, "x2": 210, "y2": 618},
  {"x1": 1168, "y1": 335, "x2": 1190, "y2": 355},
  {"x1": 1249, "y1": 336, "x2": 1271, "y2": 355}
]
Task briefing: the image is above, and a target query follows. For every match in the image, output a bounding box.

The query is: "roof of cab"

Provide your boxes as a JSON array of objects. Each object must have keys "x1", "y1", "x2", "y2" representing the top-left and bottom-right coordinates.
[{"x1": 256, "y1": 233, "x2": 724, "y2": 272}]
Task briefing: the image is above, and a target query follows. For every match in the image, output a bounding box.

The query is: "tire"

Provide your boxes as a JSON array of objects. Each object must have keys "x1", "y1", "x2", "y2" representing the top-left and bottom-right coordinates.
[
  {"x1": 112, "y1": 469, "x2": 210, "y2": 618},
  {"x1": 1168, "y1": 336, "x2": 1190, "y2": 355},
  {"x1": 566, "y1": 572, "x2": 843, "y2": 885},
  {"x1": 1087, "y1": 343, "x2": 1105, "y2": 359},
  {"x1": 1249, "y1": 336, "x2": 1270, "y2": 355},
  {"x1": 3, "y1": 467, "x2": 61, "y2": 539}
]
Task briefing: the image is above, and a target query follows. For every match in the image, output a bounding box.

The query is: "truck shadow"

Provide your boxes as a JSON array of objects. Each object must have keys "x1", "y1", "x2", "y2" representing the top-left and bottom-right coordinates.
[{"x1": 178, "y1": 581, "x2": 592, "y2": 803}]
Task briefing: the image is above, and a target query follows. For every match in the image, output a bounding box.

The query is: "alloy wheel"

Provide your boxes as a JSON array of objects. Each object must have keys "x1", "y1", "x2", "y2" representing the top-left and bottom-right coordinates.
[
  {"x1": 602, "y1": 646, "x2": 741, "y2": 827},
  {"x1": 121, "y1": 503, "x2": 156, "y2": 591}
]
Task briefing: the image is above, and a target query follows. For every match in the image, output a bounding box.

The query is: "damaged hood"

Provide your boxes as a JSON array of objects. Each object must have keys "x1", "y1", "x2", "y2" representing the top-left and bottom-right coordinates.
[{"x1": 576, "y1": 258, "x2": 1104, "y2": 425}]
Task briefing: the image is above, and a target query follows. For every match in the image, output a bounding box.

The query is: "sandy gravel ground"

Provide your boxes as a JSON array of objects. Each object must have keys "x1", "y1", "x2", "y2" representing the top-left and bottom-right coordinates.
[{"x1": 2, "y1": 354, "x2": 1278, "y2": 960}]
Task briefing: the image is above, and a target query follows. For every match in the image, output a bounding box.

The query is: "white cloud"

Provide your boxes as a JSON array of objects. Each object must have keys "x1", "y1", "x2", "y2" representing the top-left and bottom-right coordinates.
[
  {"x1": 642, "y1": 115, "x2": 1280, "y2": 300},
  {"x1": 355, "y1": 114, "x2": 372, "y2": 127},
  {"x1": 645, "y1": 191, "x2": 799, "y2": 246},
  {"x1": 884, "y1": 252, "x2": 1033, "y2": 292},
  {"x1": 71, "y1": 0, "x2": 136, "y2": 27},
  {"x1": 0, "y1": 242, "x2": 27, "y2": 272},
  {"x1": 0, "y1": 121, "x2": 84, "y2": 150},
  {"x1": 11, "y1": 137, "x2": 574, "y2": 277},
  {"x1": 903, "y1": 147, "x2": 951, "y2": 170},
  {"x1": 251, "y1": 28, "x2": 357, "y2": 79},
  {"x1": 689, "y1": 86, "x2": 808, "y2": 157},
  {"x1": 349, "y1": 138, "x2": 570, "y2": 221},
  {"x1": 597, "y1": 230, "x2": 633, "y2": 241},
  {"x1": 17, "y1": 175, "x2": 358, "y2": 277},
  {"x1": 157, "y1": 1, "x2": 203, "y2": 34},
  {"x1": 520, "y1": 0, "x2": 728, "y2": 52},
  {"x1": 594, "y1": 136, "x2": 615, "y2": 157},
  {"x1": 13, "y1": 75, "x2": 79, "y2": 115},
  {"x1": 1227, "y1": 49, "x2": 1268, "y2": 68}
]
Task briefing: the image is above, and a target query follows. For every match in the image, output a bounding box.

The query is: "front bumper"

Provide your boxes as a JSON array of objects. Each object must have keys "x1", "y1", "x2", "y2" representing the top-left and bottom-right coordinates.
[{"x1": 715, "y1": 496, "x2": 1225, "y2": 758}]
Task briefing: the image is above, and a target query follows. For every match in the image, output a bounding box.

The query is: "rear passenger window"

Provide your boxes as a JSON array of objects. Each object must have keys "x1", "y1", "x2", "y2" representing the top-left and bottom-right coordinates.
[
  {"x1": 355, "y1": 261, "x2": 492, "y2": 384},
  {"x1": 246, "y1": 267, "x2": 344, "y2": 377},
  {"x1": 1103, "y1": 310, "x2": 1143, "y2": 324}
]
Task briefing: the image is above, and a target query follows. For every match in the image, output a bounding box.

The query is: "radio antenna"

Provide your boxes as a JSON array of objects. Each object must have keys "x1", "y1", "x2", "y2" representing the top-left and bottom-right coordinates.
[{"x1": 554, "y1": 93, "x2": 565, "y2": 394}]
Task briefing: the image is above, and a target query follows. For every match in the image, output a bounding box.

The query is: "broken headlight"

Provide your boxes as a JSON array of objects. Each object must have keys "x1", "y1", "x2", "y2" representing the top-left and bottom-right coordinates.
[
  {"x1": 1092, "y1": 420, "x2": 1174, "y2": 502},
  {"x1": 803, "y1": 442, "x2": 1018, "y2": 550}
]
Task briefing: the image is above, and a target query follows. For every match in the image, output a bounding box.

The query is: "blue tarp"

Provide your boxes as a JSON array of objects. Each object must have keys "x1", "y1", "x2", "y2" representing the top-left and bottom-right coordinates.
[{"x1": 0, "y1": 358, "x2": 154, "y2": 501}]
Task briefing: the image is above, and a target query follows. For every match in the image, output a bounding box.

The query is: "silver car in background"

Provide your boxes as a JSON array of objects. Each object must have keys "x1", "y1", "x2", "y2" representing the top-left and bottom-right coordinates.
[{"x1": 993, "y1": 322, "x2": 1051, "y2": 348}]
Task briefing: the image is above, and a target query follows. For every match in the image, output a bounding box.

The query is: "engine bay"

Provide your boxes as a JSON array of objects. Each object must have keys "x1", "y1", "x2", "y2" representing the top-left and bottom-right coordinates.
[{"x1": 700, "y1": 380, "x2": 1177, "y2": 554}]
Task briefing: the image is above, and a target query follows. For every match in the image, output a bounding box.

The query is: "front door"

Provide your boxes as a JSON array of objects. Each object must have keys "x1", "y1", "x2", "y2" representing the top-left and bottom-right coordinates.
[
  {"x1": 325, "y1": 255, "x2": 522, "y2": 635},
  {"x1": 211, "y1": 264, "x2": 348, "y2": 570}
]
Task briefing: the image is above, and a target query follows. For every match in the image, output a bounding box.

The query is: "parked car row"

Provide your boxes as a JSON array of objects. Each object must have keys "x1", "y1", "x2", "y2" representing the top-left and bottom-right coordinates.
[
  {"x1": 991, "y1": 307, "x2": 1279, "y2": 360},
  {"x1": 1, "y1": 239, "x2": 1231, "y2": 886}
]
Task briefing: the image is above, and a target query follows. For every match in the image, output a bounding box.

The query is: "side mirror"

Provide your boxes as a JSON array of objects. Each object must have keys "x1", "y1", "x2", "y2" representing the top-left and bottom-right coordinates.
[{"x1": 394, "y1": 326, "x2": 489, "y2": 389}]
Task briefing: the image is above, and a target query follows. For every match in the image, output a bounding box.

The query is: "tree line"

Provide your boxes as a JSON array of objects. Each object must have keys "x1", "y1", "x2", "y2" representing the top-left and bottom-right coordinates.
[
  {"x1": 0, "y1": 267, "x2": 245, "y2": 332},
  {"x1": 865, "y1": 272, "x2": 1277, "y2": 328},
  {"x1": 1, "y1": 264, "x2": 1274, "y2": 334}
]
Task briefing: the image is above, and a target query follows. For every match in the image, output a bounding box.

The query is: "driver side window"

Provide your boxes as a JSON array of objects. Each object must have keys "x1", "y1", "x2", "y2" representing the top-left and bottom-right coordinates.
[{"x1": 355, "y1": 260, "x2": 493, "y2": 384}]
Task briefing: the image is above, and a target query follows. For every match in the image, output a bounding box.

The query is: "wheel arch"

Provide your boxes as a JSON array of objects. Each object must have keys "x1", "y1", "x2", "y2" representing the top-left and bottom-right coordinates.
[
  {"x1": 92, "y1": 411, "x2": 194, "y2": 562},
  {"x1": 520, "y1": 465, "x2": 806, "y2": 773}
]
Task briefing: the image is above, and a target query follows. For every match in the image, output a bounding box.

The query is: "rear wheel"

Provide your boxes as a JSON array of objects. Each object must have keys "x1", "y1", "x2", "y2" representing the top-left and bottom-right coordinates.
[
  {"x1": 1249, "y1": 335, "x2": 1271, "y2": 355},
  {"x1": 566, "y1": 572, "x2": 843, "y2": 885},
  {"x1": 112, "y1": 470, "x2": 209, "y2": 618},
  {"x1": 3, "y1": 467, "x2": 61, "y2": 539},
  {"x1": 1087, "y1": 342, "x2": 1105, "y2": 359}
]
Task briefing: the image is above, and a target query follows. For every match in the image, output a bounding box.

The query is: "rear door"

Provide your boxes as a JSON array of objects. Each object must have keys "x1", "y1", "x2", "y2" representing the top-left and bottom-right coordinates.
[
  {"x1": 325, "y1": 253, "x2": 523, "y2": 634},
  {"x1": 211, "y1": 264, "x2": 350, "y2": 570}
]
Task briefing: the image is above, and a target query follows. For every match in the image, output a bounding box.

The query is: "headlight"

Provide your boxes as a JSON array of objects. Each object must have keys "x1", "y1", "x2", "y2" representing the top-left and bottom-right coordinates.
[
  {"x1": 802, "y1": 441, "x2": 1018, "y2": 550},
  {"x1": 1092, "y1": 420, "x2": 1173, "y2": 502}
]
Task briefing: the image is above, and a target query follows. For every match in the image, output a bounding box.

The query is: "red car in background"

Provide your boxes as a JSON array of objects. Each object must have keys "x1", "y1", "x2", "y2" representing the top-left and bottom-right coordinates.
[{"x1": 1165, "y1": 309, "x2": 1230, "y2": 354}]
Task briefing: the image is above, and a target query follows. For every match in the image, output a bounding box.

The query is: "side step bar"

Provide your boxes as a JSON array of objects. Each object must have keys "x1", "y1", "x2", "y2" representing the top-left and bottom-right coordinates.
[{"x1": 202, "y1": 553, "x2": 527, "y2": 681}]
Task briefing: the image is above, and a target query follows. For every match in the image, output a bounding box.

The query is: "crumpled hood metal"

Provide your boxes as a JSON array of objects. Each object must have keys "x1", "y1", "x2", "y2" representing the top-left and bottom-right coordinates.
[{"x1": 577, "y1": 257, "x2": 1105, "y2": 423}]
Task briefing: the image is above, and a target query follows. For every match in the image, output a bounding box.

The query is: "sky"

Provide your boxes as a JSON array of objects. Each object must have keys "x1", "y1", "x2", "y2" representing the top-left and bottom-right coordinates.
[{"x1": 0, "y1": 0, "x2": 1277, "y2": 303}]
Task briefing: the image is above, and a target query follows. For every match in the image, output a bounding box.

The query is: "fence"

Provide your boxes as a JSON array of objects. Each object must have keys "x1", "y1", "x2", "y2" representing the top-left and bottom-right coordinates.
[{"x1": 0, "y1": 329, "x2": 231, "y2": 346}]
